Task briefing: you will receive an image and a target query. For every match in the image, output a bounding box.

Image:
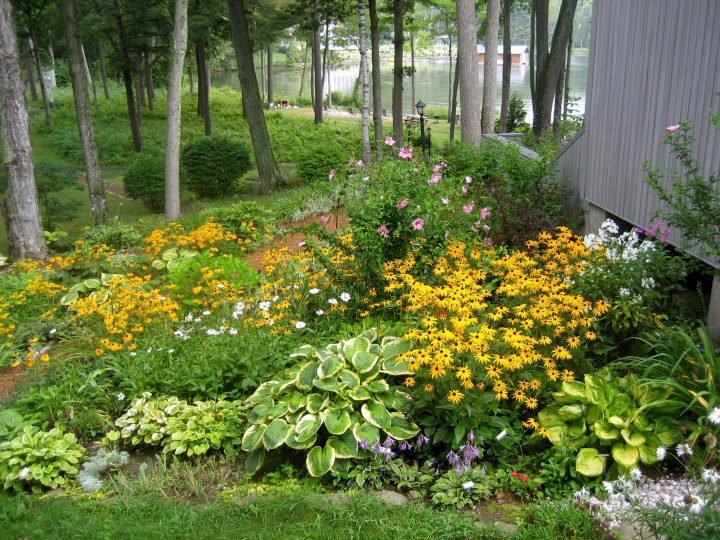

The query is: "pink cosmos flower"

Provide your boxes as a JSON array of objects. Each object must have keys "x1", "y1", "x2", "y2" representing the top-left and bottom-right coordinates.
[
  {"x1": 484, "y1": 237, "x2": 494, "y2": 246},
  {"x1": 480, "y1": 207, "x2": 491, "y2": 220},
  {"x1": 319, "y1": 215, "x2": 330, "y2": 224},
  {"x1": 396, "y1": 199, "x2": 409, "y2": 209},
  {"x1": 328, "y1": 169, "x2": 335, "y2": 181},
  {"x1": 427, "y1": 173, "x2": 441, "y2": 185},
  {"x1": 412, "y1": 218, "x2": 425, "y2": 231},
  {"x1": 462, "y1": 186, "x2": 468, "y2": 195},
  {"x1": 666, "y1": 124, "x2": 681, "y2": 134},
  {"x1": 384, "y1": 135, "x2": 396, "y2": 146},
  {"x1": 377, "y1": 225, "x2": 390, "y2": 238},
  {"x1": 463, "y1": 201, "x2": 476, "y2": 213},
  {"x1": 441, "y1": 198, "x2": 449, "y2": 205},
  {"x1": 399, "y1": 147, "x2": 413, "y2": 160}
]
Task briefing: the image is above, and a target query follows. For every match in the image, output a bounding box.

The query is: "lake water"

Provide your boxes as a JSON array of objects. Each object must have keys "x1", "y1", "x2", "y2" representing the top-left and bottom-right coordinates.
[{"x1": 214, "y1": 53, "x2": 589, "y2": 122}]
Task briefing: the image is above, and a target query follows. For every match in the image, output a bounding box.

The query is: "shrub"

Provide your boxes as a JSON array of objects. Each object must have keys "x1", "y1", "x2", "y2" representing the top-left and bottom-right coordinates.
[
  {"x1": 123, "y1": 154, "x2": 166, "y2": 212},
  {"x1": 296, "y1": 143, "x2": 346, "y2": 184},
  {"x1": 181, "y1": 136, "x2": 251, "y2": 198},
  {"x1": 202, "y1": 201, "x2": 273, "y2": 245},
  {"x1": 82, "y1": 222, "x2": 143, "y2": 250}
]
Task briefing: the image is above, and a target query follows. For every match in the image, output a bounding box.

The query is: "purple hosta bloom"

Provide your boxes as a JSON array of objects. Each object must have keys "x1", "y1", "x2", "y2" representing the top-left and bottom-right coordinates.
[
  {"x1": 383, "y1": 436, "x2": 396, "y2": 448},
  {"x1": 359, "y1": 438, "x2": 369, "y2": 450},
  {"x1": 463, "y1": 201, "x2": 476, "y2": 214},
  {"x1": 446, "y1": 450, "x2": 461, "y2": 467},
  {"x1": 463, "y1": 444, "x2": 480, "y2": 463},
  {"x1": 416, "y1": 434, "x2": 430, "y2": 447},
  {"x1": 398, "y1": 440, "x2": 412, "y2": 452},
  {"x1": 467, "y1": 430, "x2": 475, "y2": 442},
  {"x1": 372, "y1": 443, "x2": 384, "y2": 455},
  {"x1": 377, "y1": 225, "x2": 390, "y2": 238},
  {"x1": 396, "y1": 198, "x2": 409, "y2": 209},
  {"x1": 480, "y1": 207, "x2": 491, "y2": 220},
  {"x1": 328, "y1": 169, "x2": 335, "y2": 181}
]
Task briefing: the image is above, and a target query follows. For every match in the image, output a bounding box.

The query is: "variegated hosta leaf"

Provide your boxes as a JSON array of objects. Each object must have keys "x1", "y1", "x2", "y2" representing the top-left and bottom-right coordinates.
[{"x1": 306, "y1": 445, "x2": 336, "y2": 477}]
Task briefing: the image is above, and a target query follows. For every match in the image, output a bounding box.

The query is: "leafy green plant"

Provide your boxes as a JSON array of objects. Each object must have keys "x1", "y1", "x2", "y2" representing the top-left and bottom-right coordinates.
[
  {"x1": 430, "y1": 467, "x2": 492, "y2": 508},
  {"x1": 181, "y1": 136, "x2": 251, "y2": 198},
  {"x1": 538, "y1": 372, "x2": 681, "y2": 477},
  {"x1": 296, "y1": 142, "x2": 346, "y2": 184},
  {"x1": 241, "y1": 329, "x2": 419, "y2": 476},
  {"x1": 0, "y1": 409, "x2": 33, "y2": 444},
  {"x1": 123, "y1": 154, "x2": 166, "y2": 212},
  {"x1": 82, "y1": 222, "x2": 143, "y2": 250},
  {"x1": 0, "y1": 426, "x2": 85, "y2": 492},
  {"x1": 77, "y1": 448, "x2": 130, "y2": 493}
]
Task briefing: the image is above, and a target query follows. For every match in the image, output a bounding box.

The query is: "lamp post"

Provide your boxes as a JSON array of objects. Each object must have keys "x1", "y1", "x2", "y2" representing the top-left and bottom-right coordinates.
[{"x1": 415, "y1": 99, "x2": 426, "y2": 154}]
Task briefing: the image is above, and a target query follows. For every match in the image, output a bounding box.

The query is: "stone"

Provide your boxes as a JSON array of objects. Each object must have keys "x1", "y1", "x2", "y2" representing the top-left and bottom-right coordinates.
[{"x1": 375, "y1": 490, "x2": 407, "y2": 506}]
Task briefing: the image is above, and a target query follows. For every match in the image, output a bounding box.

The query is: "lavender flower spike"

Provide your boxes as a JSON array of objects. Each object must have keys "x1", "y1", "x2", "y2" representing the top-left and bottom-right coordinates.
[
  {"x1": 467, "y1": 430, "x2": 475, "y2": 442},
  {"x1": 359, "y1": 438, "x2": 369, "y2": 450},
  {"x1": 446, "y1": 450, "x2": 461, "y2": 466},
  {"x1": 383, "y1": 436, "x2": 396, "y2": 448},
  {"x1": 398, "y1": 440, "x2": 412, "y2": 452},
  {"x1": 416, "y1": 434, "x2": 430, "y2": 447}
]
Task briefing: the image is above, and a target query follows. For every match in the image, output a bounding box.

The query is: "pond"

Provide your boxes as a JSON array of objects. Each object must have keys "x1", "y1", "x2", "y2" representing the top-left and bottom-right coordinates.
[{"x1": 213, "y1": 53, "x2": 589, "y2": 122}]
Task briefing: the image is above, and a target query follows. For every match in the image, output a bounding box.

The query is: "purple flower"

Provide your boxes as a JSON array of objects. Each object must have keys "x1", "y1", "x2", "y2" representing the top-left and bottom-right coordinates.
[
  {"x1": 462, "y1": 444, "x2": 480, "y2": 462},
  {"x1": 398, "y1": 440, "x2": 412, "y2": 451},
  {"x1": 359, "y1": 438, "x2": 369, "y2": 450},
  {"x1": 319, "y1": 215, "x2": 330, "y2": 224},
  {"x1": 377, "y1": 225, "x2": 390, "y2": 238},
  {"x1": 412, "y1": 218, "x2": 425, "y2": 231},
  {"x1": 416, "y1": 434, "x2": 430, "y2": 447},
  {"x1": 465, "y1": 176, "x2": 473, "y2": 184},
  {"x1": 454, "y1": 462, "x2": 469, "y2": 475},
  {"x1": 427, "y1": 173, "x2": 441, "y2": 185},
  {"x1": 484, "y1": 237, "x2": 494, "y2": 246},
  {"x1": 440, "y1": 198, "x2": 449, "y2": 205},
  {"x1": 396, "y1": 199, "x2": 409, "y2": 209},
  {"x1": 383, "y1": 436, "x2": 396, "y2": 448},
  {"x1": 666, "y1": 124, "x2": 681, "y2": 134},
  {"x1": 372, "y1": 443, "x2": 384, "y2": 454},
  {"x1": 467, "y1": 430, "x2": 475, "y2": 442},
  {"x1": 483, "y1": 224, "x2": 491, "y2": 232},
  {"x1": 446, "y1": 450, "x2": 461, "y2": 466},
  {"x1": 480, "y1": 207, "x2": 491, "y2": 220},
  {"x1": 362, "y1": 176, "x2": 370, "y2": 182},
  {"x1": 463, "y1": 201, "x2": 476, "y2": 214},
  {"x1": 462, "y1": 186, "x2": 469, "y2": 195}
]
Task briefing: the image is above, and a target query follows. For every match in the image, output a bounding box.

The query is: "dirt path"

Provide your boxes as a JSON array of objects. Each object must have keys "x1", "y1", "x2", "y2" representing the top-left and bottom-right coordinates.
[{"x1": 0, "y1": 365, "x2": 25, "y2": 403}]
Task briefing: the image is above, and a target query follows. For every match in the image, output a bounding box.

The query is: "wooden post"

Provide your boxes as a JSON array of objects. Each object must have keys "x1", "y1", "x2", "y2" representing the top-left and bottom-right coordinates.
[
  {"x1": 709, "y1": 274, "x2": 720, "y2": 345},
  {"x1": 583, "y1": 202, "x2": 606, "y2": 235}
]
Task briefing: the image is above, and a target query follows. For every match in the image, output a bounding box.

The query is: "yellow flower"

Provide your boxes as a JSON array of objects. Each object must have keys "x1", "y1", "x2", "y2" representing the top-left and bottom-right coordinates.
[
  {"x1": 593, "y1": 300, "x2": 610, "y2": 316},
  {"x1": 447, "y1": 389, "x2": 465, "y2": 404},
  {"x1": 537, "y1": 427, "x2": 550, "y2": 438},
  {"x1": 566, "y1": 336, "x2": 581, "y2": 349},
  {"x1": 485, "y1": 365, "x2": 502, "y2": 379},
  {"x1": 561, "y1": 369, "x2": 575, "y2": 382},
  {"x1": 512, "y1": 390, "x2": 526, "y2": 402},
  {"x1": 403, "y1": 377, "x2": 416, "y2": 388},
  {"x1": 424, "y1": 384, "x2": 434, "y2": 392},
  {"x1": 529, "y1": 379, "x2": 542, "y2": 390},
  {"x1": 522, "y1": 418, "x2": 539, "y2": 429},
  {"x1": 524, "y1": 397, "x2": 538, "y2": 410},
  {"x1": 429, "y1": 363, "x2": 446, "y2": 379},
  {"x1": 455, "y1": 366, "x2": 472, "y2": 380}
]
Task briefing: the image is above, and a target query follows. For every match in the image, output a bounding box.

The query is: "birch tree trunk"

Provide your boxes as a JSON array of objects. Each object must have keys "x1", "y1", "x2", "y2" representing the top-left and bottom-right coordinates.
[
  {"x1": 29, "y1": 32, "x2": 53, "y2": 125},
  {"x1": 0, "y1": 0, "x2": 47, "y2": 260},
  {"x1": 312, "y1": 6, "x2": 323, "y2": 123},
  {"x1": 298, "y1": 42, "x2": 308, "y2": 99},
  {"x1": 456, "y1": 0, "x2": 482, "y2": 146},
  {"x1": 98, "y1": 42, "x2": 110, "y2": 99},
  {"x1": 24, "y1": 43, "x2": 38, "y2": 101},
  {"x1": 391, "y1": 0, "x2": 403, "y2": 146},
  {"x1": 482, "y1": 0, "x2": 500, "y2": 134},
  {"x1": 165, "y1": 0, "x2": 188, "y2": 221},
  {"x1": 358, "y1": 0, "x2": 370, "y2": 164},
  {"x1": 322, "y1": 21, "x2": 329, "y2": 107},
  {"x1": 499, "y1": 0, "x2": 511, "y2": 132},
  {"x1": 410, "y1": 30, "x2": 415, "y2": 109},
  {"x1": 368, "y1": 0, "x2": 382, "y2": 158},
  {"x1": 80, "y1": 44, "x2": 99, "y2": 109},
  {"x1": 267, "y1": 45, "x2": 273, "y2": 106},
  {"x1": 62, "y1": 0, "x2": 106, "y2": 226},
  {"x1": 446, "y1": 16, "x2": 452, "y2": 120}
]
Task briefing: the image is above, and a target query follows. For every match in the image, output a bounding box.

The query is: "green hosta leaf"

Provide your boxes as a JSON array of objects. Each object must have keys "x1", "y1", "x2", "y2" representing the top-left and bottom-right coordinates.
[
  {"x1": 283, "y1": 392, "x2": 306, "y2": 414},
  {"x1": 318, "y1": 355, "x2": 344, "y2": 378},
  {"x1": 632, "y1": 412, "x2": 653, "y2": 431},
  {"x1": 546, "y1": 426, "x2": 566, "y2": 445},
  {"x1": 241, "y1": 424, "x2": 268, "y2": 452},
  {"x1": 593, "y1": 421, "x2": 620, "y2": 441},
  {"x1": 380, "y1": 338, "x2": 411, "y2": 359},
  {"x1": 324, "y1": 411, "x2": 352, "y2": 435},
  {"x1": 246, "y1": 381, "x2": 278, "y2": 405},
  {"x1": 297, "y1": 362, "x2": 320, "y2": 390},
  {"x1": 384, "y1": 413, "x2": 420, "y2": 440},
  {"x1": 338, "y1": 369, "x2": 360, "y2": 388},
  {"x1": 561, "y1": 381, "x2": 588, "y2": 401},
  {"x1": 380, "y1": 358, "x2": 413, "y2": 376},
  {"x1": 286, "y1": 431, "x2": 317, "y2": 449},
  {"x1": 361, "y1": 401, "x2": 391, "y2": 430},
  {"x1": 538, "y1": 405, "x2": 565, "y2": 428},
  {"x1": 306, "y1": 445, "x2": 336, "y2": 477},
  {"x1": 608, "y1": 416, "x2": 625, "y2": 427},
  {"x1": 60, "y1": 291, "x2": 79, "y2": 306},
  {"x1": 559, "y1": 405, "x2": 584, "y2": 420},
  {"x1": 295, "y1": 414, "x2": 322, "y2": 441},
  {"x1": 621, "y1": 428, "x2": 646, "y2": 447},
  {"x1": 638, "y1": 435, "x2": 662, "y2": 465},
  {"x1": 245, "y1": 449, "x2": 266, "y2": 474},
  {"x1": 342, "y1": 337, "x2": 371, "y2": 360},
  {"x1": 83, "y1": 278, "x2": 102, "y2": 289},
  {"x1": 366, "y1": 380, "x2": 390, "y2": 394},
  {"x1": 352, "y1": 422, "x2": 380, "y2": 446},
  {"x1": 608, "y1": 395, "x2": 633, "y2": 417},
  {"x1": 326, "y1": 431, "x2": 359, "y2": 459},
  {"x1": 351, "y1": 351, "x2": 379, "y2": 373},
  {"x1": 348, "y1": 387, "x2": 372, "y2": 401},
  {"x1": 654, "y1": 418, "x2": 681, "y2": 445},
  {"x1": 313, "y1": 377, "x2": 344, "y2": 392},
  {"x1": 576, "y1": 448, "x2": 606, "y2": 477},
  {"x1": 357, "y1": 328, "x2": 379, "y2": 343},
  {"x1": 263, "y1": 419, "x2": 291, "y2": 450},
  {"x1": 162, "y1": 248, "x2": 179, "y2": 261},
  {"x1": 612, "y1": 443, "x2": 640, "y2": 468},
  {"x1": 584, "y1": 374, "x2": 609, "y2": 407},
  {"x1": 306, "y1": 394, "x2": 327, "y2": 414},
  {"x1": 290, "y1": 344, "x2": 315, "y2": 358}
]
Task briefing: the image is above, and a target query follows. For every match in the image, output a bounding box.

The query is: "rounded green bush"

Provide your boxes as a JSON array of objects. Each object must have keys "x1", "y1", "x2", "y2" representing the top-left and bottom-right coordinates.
[
  {"x1": 181, "y1": 136, "x2": 252, "y2": 198},
  {"x1": 296, "y1": 143, "x2": 345, "y2": 184},
  {"x1": 123, "y1": 154, "x2": 166, "y2": 213}
]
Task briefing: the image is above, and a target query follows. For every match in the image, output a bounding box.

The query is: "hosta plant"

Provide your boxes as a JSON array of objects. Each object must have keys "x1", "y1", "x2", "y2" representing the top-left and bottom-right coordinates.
[
  {"x1": 241, "y1": 329, "x2": 420, "y2": 476},
  {"x1": 0, "y1": 426, "x2": 85, "y2": 493},
  {"x1": 430, "y1": 466, "x2": 493, "y2": 508},
  {"x1": 538, "y1": 372, "x2": 680, "y2": 477}
]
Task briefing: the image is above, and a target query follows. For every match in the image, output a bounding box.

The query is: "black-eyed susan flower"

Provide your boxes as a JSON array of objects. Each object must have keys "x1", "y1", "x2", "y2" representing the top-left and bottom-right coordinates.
[{"x1": 447, "y1": 389, "x2": 465, "y2": 404}]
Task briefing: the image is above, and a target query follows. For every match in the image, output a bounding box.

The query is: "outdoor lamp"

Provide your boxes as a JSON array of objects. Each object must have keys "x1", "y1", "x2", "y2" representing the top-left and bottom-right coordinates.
[{"x1": 415, "y1": 100, "x2": 426, "y2": 116}]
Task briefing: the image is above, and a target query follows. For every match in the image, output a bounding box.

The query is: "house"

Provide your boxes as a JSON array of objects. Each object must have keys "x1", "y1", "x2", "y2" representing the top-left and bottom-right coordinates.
[
  {"x1": 556, "y1": 0, "x2": 720, "y2": 340},
  {"x1": 476, "y1": 45, "x2": 529, "y2": 65}
]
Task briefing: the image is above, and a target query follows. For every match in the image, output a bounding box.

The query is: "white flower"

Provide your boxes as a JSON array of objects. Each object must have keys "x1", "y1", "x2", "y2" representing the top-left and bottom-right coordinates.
[
  {"x1": 146, "y1": 348, "x2": 153, "y2": 353},
  {"x1": 708, "y1": 407, "x2": 720, "y2": 425},
  {"x1": 656, "y1": 446, "x2": 666, "y2": 461},
  {"x1": 702, "y1": 469, "x2": 720, "y2": 484},
  {"x1": 676, "y1": 443, "x2": 693, "y2": 457},
  {"x1": 328, "y1": 298, "x2": 338, "y2": 305},
  {"x1": 573, "y1": 487, "x2": 590, "y2": 500},
  {"x1": 602, "y1": 481, "x2": 615, "y2": 495},
  {"x1": 49, "y1": 328, "x2": 57, "y2": 335},
  {"x1": 496, "y1": 429, "x2": 507, "y2": 441},
  {"x1": 216, "y1": 283, "x2": 225, "y2": 289},
  {"x1": 19, "y1": 467, "x2": 29, "y2": 480},
  {"x1": 202, "y1": 310, "x2": 211, "y2": 316},
  {"x1": 619, "y1": 287, "x2": 631, "y2": 297},
  {"x1": 129, "y1": 352, "x2": 137, "y2": 357},
  {"x1": 116, "y1": 393, "x2": 126, "y2": 401},
  {"x1": 629, "y1": 468, "x2": 642, "y2": 481},
  {"x1": 340, "y1": 292, "x2": 351, "y2": 302},
  {"x1": 688, "y1": 495, "x2": 705, "y2": 514},
  {"x1": 272, "y1": 295, "x2": 279, "y2": 302},
  {"x1": 462, "y1": 481, "x2": 475, "y2": 490},
  {"x1": 295, "y1": 321, "x2": 306, "y2": 330},
  {"x1": 185, "y1": 312, "x2": 194, "y2": 322},
  {"x1": 229, "y1": 328, "x2": 238, "y2": 336},
  {"x1": 641, "y1": 277, "x2": 655, "y2": 289},
  {"x1": 316, "y1": 310, "x2": 325, "y2": 316},
  {"x1": 258, "y1": 301, "x2": 271, "y2": 311},
  {"x1": 309, "y1": 288, "x2": 320, "y2": 295},
  {"x1": 206, "y1": 329, "x2": 220, "y2": 336}
]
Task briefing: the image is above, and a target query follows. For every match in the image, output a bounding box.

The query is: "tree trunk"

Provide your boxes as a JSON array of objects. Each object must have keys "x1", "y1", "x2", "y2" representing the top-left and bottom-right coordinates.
[
  {"x1": 529, "y1": 1, "x2": 535, "y2": 106},
  {"x1": 98, "y1": 42, "x2": 110, "y2": 99},
  {"x1": 165, "y1": 0, "x2": 188, "y2": 221},
  {"x1": 368, "y1": 0, "x2": 382, "y2": 158},
  {"x1": 449, "y1": 53, "x2": 460, "y2": 143},
  {"x1": 482, "y1": 0, "x2": 500, "y2": 134},
  {"x1": 145, "y1": 50, "x2": 154, "y2": 110},
  {"x1": 62, "y1": 0, "x2": 106, "y2": 226},
  {"x1": 299, "y1": 42, "x2": 308, "y2": 99},
  {"x1": 499, "y1": 0, "x2": 511, "y2": 132},
  {"x1": 122, "y1": 67, "x2": 141, "y2": 150},
  {"x1": 136, "y1": 58, "x2": 145, "y2": 109},
  {"x1": 29, "y1": 31, "x2": 53, "y2": 126},
  {"x1": 267, "y1": 45, "x2": 273, "y2": 106},
  {"x1": 195, "y1": 36, "x2": 211, "y2": 134},
  {"x1": 227, "y1": 0, "x2": 281, "y2": 192},
  {"x1": 358, "y1": 0, "x2": 370, "y2": 164},
  {"x1": 532, "y1": 0, "x2": 577, "y2": 136},
  {"x1": 80, "y1": 44, "x2": 99, "y2": 109},
  {"x1": 259, "y1": 49, "x2": 265, "y2": 103},
  {"x1": 322, "y1": 20, "x2": 330, "y2": 107},
  {"x1": 446, "y1": 16, "x2": 452, "y2": 119},
  {"x1": 410, "y1": 30, "x2": 415, "y2": 109},
  {"x1": 391, "y1": 0, "x2": 403, "y2": 146},
  {"x1": 24, "y1": 43, "x2": 38, "y2": 101},
  {"x1": 0, "y1": 0, "x2": 47, "y2": 260},
  {"x1": 312, "y1": 6, "x2": 322, "y2": 123},
  {"x1": 455, "y1": 0, "x2": 482, "y2": 146},
  {"x1": 563, "y1": 26, "x2": 573, "y2": 120},
  {"x1": 552, "y1": 51, "x2": 565, "y2": 136},
  {"x1": 531, "y1": 0, "x2": 548, "y2": 120},
  {"x1": 188, "y1": 59, "x2": 194, "y2": 94}
]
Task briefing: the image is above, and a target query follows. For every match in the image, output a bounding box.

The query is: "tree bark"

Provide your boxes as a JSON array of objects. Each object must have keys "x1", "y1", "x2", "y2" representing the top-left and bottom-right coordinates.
[
  {"x1": 165, "y1": 0, "x2": 188, "y2": 221},
  {"x1": 195, "y1": 36, "x2": 211, "y2": 134},
  {"x1": 368, "y1": 0, "x2": 382, "y2": 158},
  {"x1": 136, "y1": 57, "x2": 145, "y2": 109},
  {"x1": 113, "y1": 0, "x2": 142, "y2": 150},
  {"x1": 29, "y1": 31, "x2": 53, "y2": 126},
  {"x1": 552, "y1": 51, "x2": 565, "y2": 136},
  {"x1": 81, "y1": 44, "x2": 99, "y2": 109},
  {"x1": 312, "y1": 6, "x2": 322, "y2": 123},
  {"x1": 0, "y1": 0, "x2": 47, "y2": 260},
  {"x1": 145, "y1": 50, "x2": 154, "y2": 110},
  {"x1": 259, "y1": 49, "x2": 265, "y2": 102},
  {"x1": 499, "y1": 0, "x2": 511, "y2": 132},
  {"x1": 24, "y1": 43, "x2": 38, "y2": 101},
  {"x1": 563, "y1": 25, "x2": 572, "y2": 120},
  {"x1": 62, "y1": 0, "x2": 106, "y2": 226},
  {"x1": 449, "y1": 53, "x2": 459, "y2": 143},
  {"x1": 410, "y1": 30, "x2": 415, "y2": 109},
  {"x1": 358, "y1": 0, "x2": 370, "y2": 164},
  {"x1": 482, "y1": 0, "x2": 500, "y2": 134},
  {"x1": 391, "y1": 0, "x2": 403, "y2": 146},
  {"x1": 98, "y1": 42, "x2": 110, "y2": 99},
  {"x1": 227, "y1": 0, "x2": 281, "y2": 192},
  {"x1": 267, "y1": 45, "x2": 273, "y2": 106},
  {"x1": 529, "y1": 1, "x2": 535, "y2": 106},
  {"x1": 456, "y1": 0, "x2": 482, "y2": 146},
  {"x1": 532, "y1": 0, "x2": 577, "y2": 136},
  {"x1": 298, "y1": 41, "x2": 308, "y2": 99},
  {"x1": 446, "y1": 16, "x2": 452, "y2": 120},
  {"x1": 188, "y1": 59, "x2": 194, "y2": 94},
  {"x1": 322, "y1": 20, "x2": 329, "y2": 107}
]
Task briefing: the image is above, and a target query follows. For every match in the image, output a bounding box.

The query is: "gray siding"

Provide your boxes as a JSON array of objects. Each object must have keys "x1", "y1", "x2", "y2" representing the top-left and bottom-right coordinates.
[{"x1": 558, "y1": 0, "x2": 720, "y2": 267}]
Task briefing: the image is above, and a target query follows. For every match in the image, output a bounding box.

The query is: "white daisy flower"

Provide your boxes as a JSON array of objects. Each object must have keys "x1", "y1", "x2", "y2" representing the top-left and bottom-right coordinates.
[
  {"x1": 295, "y1": 321, "x2": 306, "y2": 330},
  {"x1": 340, "y1": 292, "x2": 351, "y2": 302},
  {"x1": 328, "y1": 298, "x2": 338, "y2": 305},
  {"x1": 316, "y1": 310, "x2": 325, "y2": 316},
  {"x1": 688, "y1": 495, "x2": 705, "y2": 514},
  {"x1": 19, "y1": 467, "x2": 30, "y2": 479},
  {"x1": 708, "y1": 407, "x2": 720, "y2": 425},
  {"x1": 309, "y1": 288, "x2": 320, "y2": 295},
  {"x1": 676, "y1": 443, "x2": 693, "y2": 457},
  {"x1": 656, "y1": 446, "x2": 666, "y2": 461},
  {"x1": 116, "y1": 393, "x2": 125, "y2": 401}
]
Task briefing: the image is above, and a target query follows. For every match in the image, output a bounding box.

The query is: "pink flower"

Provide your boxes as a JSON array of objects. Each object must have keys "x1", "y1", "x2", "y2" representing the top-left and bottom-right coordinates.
[
  {"x1": 412, "y1": 218, "x2": 425, "y2": 231},
  {"x1": 463, "y1": 201, "x2": 476, "y2": 214},
  {"x1": 319, "y1": 215, "x2": 330, "y2": 224},
  {"x1": 666, "y1": 124, "x2": 681, "y2": 134},
  {"x1": 646, "y1": 218, "x2": 671, "y2": 244},
  {"x1": 396, "y1": 199, "x2": 409, "y2": 209},
  {"x1": 362, "y1": 176, "x2": 370, "y2": 182},
  {"x1": 441, "y1": 198, "x2": 449, "y2": 205},
  {"x1": 385, "y1": 135, "x2": 396, "y2": 146},
  {"x1": 465, "y1": 176, "x2": 473, "y2": 184},
  {"x1": 484, "y1": 237, "x2": 494, "y2": 246},
  {"x1": 357, "y1": 160, "x2": 364, "y2": 168},
  {"x1": 483, "y1": 224, "x2": 491, "y2": 232},
  {"x1": 427, "y1": 173, "x2": 441, "y2": 185},
  {"x1": 480, "y1": 207, "x2": 491, "y2": 220},
  {"x1": 328, "y1": 169, "x2": 335, "y2": 181},
  {"x1": 399, "y1": 147, "x2": 413, "y2": 160},
  {"x1": 377, "y1": 225, "x2": 390, "y2": 238},
  {"x1": 462, "y1": 186, "x2": 468, "y2": 195}
]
